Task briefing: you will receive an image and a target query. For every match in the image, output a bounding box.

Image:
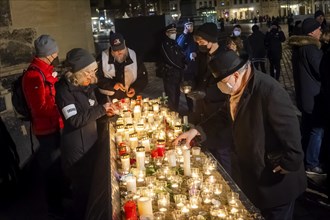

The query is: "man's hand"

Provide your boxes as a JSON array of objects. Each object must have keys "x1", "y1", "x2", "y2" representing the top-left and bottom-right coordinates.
[
  {"x1": 272, "y1": 165, "x2": 290, "y2": 174},
  {"x1": 126, "y1": 87, "x2": 135, "y2": 98},
  {"x1": 190, "y1": 52, "x2": 197, "y2": 61},
  {"x1": 173, "y1": 128, "x2": 199, "y2": 147},
  {"x1": 114, "y1": 83, "x2": 125, "y2": 92}
]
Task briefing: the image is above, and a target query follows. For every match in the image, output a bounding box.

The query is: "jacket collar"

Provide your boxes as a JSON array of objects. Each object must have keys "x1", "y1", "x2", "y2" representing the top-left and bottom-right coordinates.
[
  {"x1": 30, "y1": 57, "x2": 54, "y2": 75},
  {"x1": 288, "y1": 35, "x2": 321, "y2": 49}
]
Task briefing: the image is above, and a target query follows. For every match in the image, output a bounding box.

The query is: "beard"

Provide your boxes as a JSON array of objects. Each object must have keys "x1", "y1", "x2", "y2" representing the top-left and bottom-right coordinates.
[{"x1": 114, "y1": 49, "x2": 128, "y2": 63}]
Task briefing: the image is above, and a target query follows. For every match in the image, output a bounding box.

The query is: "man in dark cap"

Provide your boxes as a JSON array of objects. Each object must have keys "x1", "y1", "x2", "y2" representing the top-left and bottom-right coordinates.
[
  {"x1": 22, "y1": 34, "x2": 65, "y2": 214},
  {"x1": 160, "y1": 23, "x2": 186, "y2": 111},
  {"x1": 97, "y1": 32, "x2": 148, "y2": 102},
  {"x1": 177, "y1": 18, "x2": 198, "y2": 112},
  {"x1": 56, "y1": 48, "x2": 117, "y2": 219},
  {"x1": 288, "y1": 18, "x2": 324, "y2": 175},
  {"x1": 175, "y1": 50, "x2": 307, "y2": 220}
]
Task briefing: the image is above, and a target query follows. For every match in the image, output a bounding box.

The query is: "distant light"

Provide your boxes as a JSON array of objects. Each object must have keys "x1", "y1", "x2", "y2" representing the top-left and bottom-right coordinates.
[{"x1": 100, "y1": 17, "x2": 105, "y2": 20}]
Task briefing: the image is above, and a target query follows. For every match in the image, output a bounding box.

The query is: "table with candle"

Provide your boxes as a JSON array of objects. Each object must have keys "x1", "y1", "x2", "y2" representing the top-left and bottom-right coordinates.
[{"x1": 105, "y1": 97, "x2": 264, "y2": 220}]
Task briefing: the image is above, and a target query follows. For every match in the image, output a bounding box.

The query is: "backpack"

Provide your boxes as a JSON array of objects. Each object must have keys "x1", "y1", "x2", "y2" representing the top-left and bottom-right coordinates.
[{"x1": 11, "y1": 66, "x2": 45, "y2": 121}]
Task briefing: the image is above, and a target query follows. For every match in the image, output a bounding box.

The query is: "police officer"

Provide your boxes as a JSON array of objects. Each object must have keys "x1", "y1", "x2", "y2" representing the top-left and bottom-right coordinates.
[{"x1": 160, "y1": 23, "x2": 186, "y2": 111}]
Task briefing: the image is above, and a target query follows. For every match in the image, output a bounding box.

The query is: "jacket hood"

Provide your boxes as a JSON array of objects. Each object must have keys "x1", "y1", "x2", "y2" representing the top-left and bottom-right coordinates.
[{"x1": 288, "y1": 35, "x2": 321, "y2": 49}]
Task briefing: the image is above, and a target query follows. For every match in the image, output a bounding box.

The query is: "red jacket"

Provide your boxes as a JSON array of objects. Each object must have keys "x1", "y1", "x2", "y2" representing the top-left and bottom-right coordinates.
[{"x1": 22, "y1": 58, "x2": 63, "y2": 135}]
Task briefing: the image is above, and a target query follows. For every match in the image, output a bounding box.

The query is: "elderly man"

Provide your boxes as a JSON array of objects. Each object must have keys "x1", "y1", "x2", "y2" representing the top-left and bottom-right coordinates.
[
  {"x1": 174, "y1": 50, "x2": 307, "y2": 220},
  {"x1": 97, "y1": 33, "x2": 147, "y2": 103}
]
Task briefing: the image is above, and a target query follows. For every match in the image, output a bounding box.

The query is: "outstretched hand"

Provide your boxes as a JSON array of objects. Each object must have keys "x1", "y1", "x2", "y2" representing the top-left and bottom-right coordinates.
[{"x1": 173, "y1": 128, "x2": 199, "y2": 147}]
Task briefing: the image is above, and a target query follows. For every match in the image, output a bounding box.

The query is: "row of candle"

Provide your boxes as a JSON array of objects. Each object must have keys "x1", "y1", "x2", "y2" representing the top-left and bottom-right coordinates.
[{"x1": 114, "y1": 97, "x2": 254, "y2": 219}]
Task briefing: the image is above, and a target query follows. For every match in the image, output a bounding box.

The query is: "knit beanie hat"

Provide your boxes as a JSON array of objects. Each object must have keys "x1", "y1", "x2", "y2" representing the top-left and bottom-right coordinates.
[
  {"x1": 195, "y1": 22, "x2": 218, "y2": 43},
  {"x1": 34, "y1": 35, "x2": 58, "y2": 57},
  {"x1": 302, "y1": 18, "x2": 321, "y2": 35},
  {"x1": 65, "y1": 48, "x2": 95, "y2": 73}
]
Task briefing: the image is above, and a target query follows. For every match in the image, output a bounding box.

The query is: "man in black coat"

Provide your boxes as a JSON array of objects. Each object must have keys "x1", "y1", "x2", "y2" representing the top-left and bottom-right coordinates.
[
  {"x1": 175, "y1": 50, "x2": 307, "y2": 220},
  {"x1": 288, "y1": 18, "x2": 324, "y2": 174},
  {"x1": 265, "y1": 21, "x2": 286, "y2": 80},
  {"x1": 248, "y1": 25, "x2": 267, "y2": 73}
]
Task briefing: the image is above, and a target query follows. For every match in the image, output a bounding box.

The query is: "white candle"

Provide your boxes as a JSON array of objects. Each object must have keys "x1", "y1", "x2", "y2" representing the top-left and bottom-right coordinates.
[
  {"x1": 133, "y1": 105, "x2": 141, "y2": 122},
  {"x1": 126, "y1": 176, "x2": 137, "y2": 193},
  {"x1": 121, "y1": 154, "x2": 130, "y2": 173},
  {"x1": 167, "y1": 150, "x2": 176, "y2": 167},
  {"x1": 137, "y1": 197, "x2": 153, "y2": 216},
  {"x1": 183, "y1": 149, "x2": 191, "y2": 176},
  {"x1": 129, "y1": 133, "x2": 138, "y2": 150},
  {"x1": 136, "y1": 146, "x2": 145, "y2": 171},
  {"x1": 141, "y1": 137, "x2": 151, "y2": 152},
  {"x1": 153, "y1": 103, "x2": 159, "y2": 113}
]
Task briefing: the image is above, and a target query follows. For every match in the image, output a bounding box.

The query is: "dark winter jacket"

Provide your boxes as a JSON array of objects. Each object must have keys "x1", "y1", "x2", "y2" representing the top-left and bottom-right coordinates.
[
  {"x1": 161, "y1": 36, "x2": 185, "y2": 70},
  {"x1": 197, "y1": 70, "x2": 306, "y2": 209},
  {"x1": 247, "y1": 30, "x2": 267, "y2": 59},
  {"x1": 288, "y1": 35, "x2": 323, "y2": 113},
  {"x1": 55, "y1": 77, "x2": 106, "y2": 171},
  {"x1": 22, "y1": 58, "x2": 63, "y2": 135},
  {"x1": 265, "y1": 28, "x2": 286, "y2": 60}
]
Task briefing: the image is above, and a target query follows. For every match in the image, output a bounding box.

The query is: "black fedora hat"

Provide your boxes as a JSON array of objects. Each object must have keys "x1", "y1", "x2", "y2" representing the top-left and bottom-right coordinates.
[{"x1": 209, "y1": 50, "x2": 248, "y2": 81}]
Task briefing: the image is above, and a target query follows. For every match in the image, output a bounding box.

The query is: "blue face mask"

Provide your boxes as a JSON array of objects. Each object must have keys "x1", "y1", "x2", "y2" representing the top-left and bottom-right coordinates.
[{"x1": 233, "y1": 30, "x2": 241, "y2": 36}]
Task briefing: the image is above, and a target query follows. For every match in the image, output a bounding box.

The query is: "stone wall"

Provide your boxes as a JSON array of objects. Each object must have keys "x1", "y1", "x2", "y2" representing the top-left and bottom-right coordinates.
[{"x1": 0, "y1": 0, "x2": 95, "y2": 78}]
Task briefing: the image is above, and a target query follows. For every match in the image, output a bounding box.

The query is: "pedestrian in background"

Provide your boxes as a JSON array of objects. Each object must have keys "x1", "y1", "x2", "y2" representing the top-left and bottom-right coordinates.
[
  {"x1": 265, "y1": 21, "x2": 286, "y2": 80},
  {"x1": 175, "y1": 50, "x2": 307, "y2": 220},
  {"x1": 22, "y1": 34, "x2": 65, "y2": 214},
  {"x1": 177, "y1": 18, "x2": 198, "y2": 112},
  {"x1": 55, "y1": 48, "x2": 117, "y2": 219},
  {"x1": 160, "y1": 23, "x2": 185, "y2": 112},
  {"x1": 288, "y1": 18, "x2": 324, "y2": 175},
  {"x1": 247, "y1": 24, "x2": 267, "y2": 73},
  {"x1": 314, "y1": 10, "x2": 328, "y2": 32}
]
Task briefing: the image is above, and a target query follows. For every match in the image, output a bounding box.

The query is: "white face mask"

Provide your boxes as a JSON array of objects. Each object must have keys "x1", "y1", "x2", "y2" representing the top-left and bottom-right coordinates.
[
  {"x1": 217, "y1": 76, "x2": 235, "y2": 95},
  {"x1": 233, "y1": 30, "x2": 241, "y2": 36},
  {"x1": 169, "y1": 33, "x2": 176, "y2": 40}
]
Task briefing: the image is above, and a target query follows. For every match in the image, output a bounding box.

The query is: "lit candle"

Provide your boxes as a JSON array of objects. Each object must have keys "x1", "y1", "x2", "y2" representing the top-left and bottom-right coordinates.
[
  {"x1": 141, "y1": 136, "x2": 151, "y2": 152},
  {"x1": 136, "y1": 146, "x2": 145, "y2": 171},
  {"x1": 156, "y1": 139, "x2": 166, "y2": 157},
  {"x1": 153, "y1": 103, "x2": 159, "y2": 113},
  {"x1": 166, "y1": 150, "x2": 176, "y2": 167},
  {"x1": 191, "y1": 146, "x2": 201, "y2": 156},
  {"x1": 183, "y1": 149, "x2": 191, "y2": 176},
  {"x1": 123, "y1": 200, "x2": 138, "y2": 220},
  {"x1": 126, "y1": 176, "x2": 137, "y2": 193},
  {"x1": 181, "y1": 205, "x2": 189, "y2": 214},
  {"x1": 133, "y1": 105, "x2": 141, "y2": 122},
  {"x1": 137, "y1": 170, "x2": 145, "y2": 183},
  {"x1": 121, "y1": 153, "x2": 130, "y2": 173},
  {"x1": 137, "y1": 197, "x2": 153, "y2": 217},
  {"x1": 129, "y1": 132, "x2": 138, "y2": 150},
  {"x1": 158, "y1": 197, "x2": 169, "y2": 212}
]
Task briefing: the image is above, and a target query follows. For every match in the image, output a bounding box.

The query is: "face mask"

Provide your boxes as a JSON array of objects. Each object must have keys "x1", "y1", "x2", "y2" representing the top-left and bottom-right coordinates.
[
  {"x1": 218, "y1": 76, "x2": 235, "y2": 95},
  {"x1": 169, "y1": 33, "x2": 176, "y2": 40},
  {"x1": 198, "y1": 45, "x2": 210, "y2": 53},
  {"x1": 233, "y1": 30, "x2": 241, "y2": 36},
  {"x1": 51, "y1": 56, "x2": 60, "y2": 67}
]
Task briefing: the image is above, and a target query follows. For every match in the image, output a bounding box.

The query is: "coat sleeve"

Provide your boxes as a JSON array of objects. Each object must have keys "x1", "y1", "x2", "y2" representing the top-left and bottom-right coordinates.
[
  {"x1": 266, "y1": 83, "x2": 304, "y2": 171},
  {"x1": 305, "y1": 45, "x2": 323, "y2": 80},
  {"x1": 56, "y1": 84, "x2": 106, "y2": 129}
]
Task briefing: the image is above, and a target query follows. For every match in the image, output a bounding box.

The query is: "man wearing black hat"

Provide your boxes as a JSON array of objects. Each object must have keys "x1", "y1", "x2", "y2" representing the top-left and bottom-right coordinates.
[
  {"x1": 175, "y1": 50, "x2": 307, "y2": 220},
  {"x1": 97, "y1": 33, "x2": 148, "y2": 102},
  {"x1": 160, "y1": 23, "x2": 186, "y2": 111},
  {"x1": 288, "y1": 18, "x2": 324, "y2": 175},
  {"x1": 177, "y1": 18, "x2": 198, "y2": 111}
]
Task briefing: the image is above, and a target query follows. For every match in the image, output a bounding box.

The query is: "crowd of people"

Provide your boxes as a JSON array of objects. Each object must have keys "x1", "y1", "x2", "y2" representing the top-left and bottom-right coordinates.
[{"x1": 5, "y1": 10, "x2": 330, "y2": 220}]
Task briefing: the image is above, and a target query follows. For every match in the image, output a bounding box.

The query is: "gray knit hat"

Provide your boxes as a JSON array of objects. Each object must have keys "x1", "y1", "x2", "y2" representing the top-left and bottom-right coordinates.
[
  {"x1": 65, "y1": 48, "x2": 96, "y2": 73},
  {"x1": 34, "y1": 35, "x2": 58, "y2": 57}
]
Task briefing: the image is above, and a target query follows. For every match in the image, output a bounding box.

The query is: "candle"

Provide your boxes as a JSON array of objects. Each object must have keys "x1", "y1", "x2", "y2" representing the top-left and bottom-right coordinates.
[
  {"x1": 136, "y1": 146, "x2": 145, "y2": 171},
  {"x1": 166, "y1": 150, "x2": 176, "y2": 167},
  {"x1": 123, "y1": 200, "x2": 138, "y2": 220},
  {"x1": 121, "y1": 153, "x2": 130, "y2": 173},
  {"x1": 191, "y1": 146, "x2": 201, "y2": 156},
  {"x1": 153, "y1": 103, "x2": 159, "y2": 113},
  {"x1": 133, "y1": 105, "x2": 141, "y2": 122},
  {"x1": 156, "y1": 139, "x2": 166, "y2": 157},
  {"x1": 126, "y1": 176, "x2": 137, "y2": 193},
  {"x1": 157, "y1": 197, "x2": 169, "y2": 212},
  {"x1": 141, "y1": 136, "x2": 151, "y2": 152},
  {"x1": 137, "y1": 197, "x2": 153, "y2": 217},
  {"x1": 137, "y1": 170, "x2": 145, "y2": 183},
  {"x1": 129, "y1": 132, "x2": 138, "y2": 150},
  {"x1": 183, "y1": 149, "x2": 191, "y2": 176}
]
